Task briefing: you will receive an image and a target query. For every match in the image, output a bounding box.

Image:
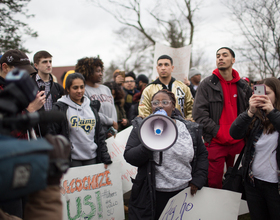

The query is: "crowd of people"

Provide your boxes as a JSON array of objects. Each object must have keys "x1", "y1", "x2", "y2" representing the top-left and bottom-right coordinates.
[{"x1": 0, "y1": 46, "x2": 279, "y2": 220}]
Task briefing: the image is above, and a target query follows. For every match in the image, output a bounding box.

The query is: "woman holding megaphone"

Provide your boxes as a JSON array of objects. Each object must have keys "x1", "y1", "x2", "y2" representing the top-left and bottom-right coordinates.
[{"x1": 124, "y1": 89, "x2": 208, "y2": 220}]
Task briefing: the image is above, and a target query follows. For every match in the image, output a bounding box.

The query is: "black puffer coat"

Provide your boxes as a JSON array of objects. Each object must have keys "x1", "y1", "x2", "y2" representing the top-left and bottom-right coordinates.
[
  {"x1": 230, "y1": 109, "x2": 280, "y2": 186},
  {"x1": 124, "y1": 115, "x2": 208, "y2": 220}
]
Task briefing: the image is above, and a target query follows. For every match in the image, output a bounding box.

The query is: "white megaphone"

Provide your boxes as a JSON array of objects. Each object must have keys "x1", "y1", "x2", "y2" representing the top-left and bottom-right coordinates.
[{"x1": 139, "y1": 109, "x2": 178, "y2": 151}]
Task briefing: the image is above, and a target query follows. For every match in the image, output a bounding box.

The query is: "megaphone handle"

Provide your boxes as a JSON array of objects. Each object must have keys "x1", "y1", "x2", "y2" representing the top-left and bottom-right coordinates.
[
  {"x1": 153, "y1": 152, "x2": 163, "y2": 166},
  {"x1": 159, "y1": 152, "x2": 162, "y2": 166}
]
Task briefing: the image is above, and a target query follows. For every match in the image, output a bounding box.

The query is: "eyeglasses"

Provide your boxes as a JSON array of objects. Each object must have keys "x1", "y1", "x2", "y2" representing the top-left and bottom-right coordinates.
[
  {"x1": 124, "y1": 80, "x2": 135, "y2": 83},
  {"x1": 151, "y1": 100, "x2": 172, "y2": 107}
]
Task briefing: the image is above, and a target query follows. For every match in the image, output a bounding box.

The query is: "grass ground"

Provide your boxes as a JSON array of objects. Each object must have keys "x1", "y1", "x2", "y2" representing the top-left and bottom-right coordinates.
[
  {"x1": 238, "y1": 213, "x2": 251, "y2": 220},
  {"x1": 124, "y1": 211, "x2": 251, "y2": 219}
]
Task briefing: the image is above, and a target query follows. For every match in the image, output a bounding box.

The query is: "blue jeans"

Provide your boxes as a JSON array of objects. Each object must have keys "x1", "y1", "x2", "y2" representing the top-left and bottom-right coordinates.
[{"x1": 245, "y1": 178, "x2": 280, "y2": 220}]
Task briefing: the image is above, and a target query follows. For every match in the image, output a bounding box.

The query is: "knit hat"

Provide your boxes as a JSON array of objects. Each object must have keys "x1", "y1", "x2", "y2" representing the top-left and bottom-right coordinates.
[
  {"x1": 63, "y1": 70, "x2": 75, "y2": 89},
  {"x1": 113, "y1": 69, "x2": 125, "y2": 79},
  {"x1": 0, "y1": 49, "x2": 36, "y2": 74},
  {"x1": 136, "y1": 74, "x2": 149, "y2": 84},
  {"x1": 189, "y1": 68, "x2": 201, "y2": 79}
]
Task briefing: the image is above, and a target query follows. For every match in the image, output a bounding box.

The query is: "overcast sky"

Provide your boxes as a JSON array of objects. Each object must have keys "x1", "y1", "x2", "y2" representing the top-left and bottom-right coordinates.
[{"x1": 22, "y1": 0, "x2": 240, "y2": 73}]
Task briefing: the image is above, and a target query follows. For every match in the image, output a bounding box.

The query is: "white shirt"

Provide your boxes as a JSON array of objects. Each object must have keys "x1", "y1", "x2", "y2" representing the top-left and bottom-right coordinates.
[{"x1": 252, "y1": 131, "x2": 279, "y2": 183}]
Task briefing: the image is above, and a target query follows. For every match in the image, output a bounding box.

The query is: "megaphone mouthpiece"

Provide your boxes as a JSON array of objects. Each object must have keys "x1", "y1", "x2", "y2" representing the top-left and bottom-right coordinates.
[{"x1": 154, "y1": 119, "x2": 164, "y2": 135}]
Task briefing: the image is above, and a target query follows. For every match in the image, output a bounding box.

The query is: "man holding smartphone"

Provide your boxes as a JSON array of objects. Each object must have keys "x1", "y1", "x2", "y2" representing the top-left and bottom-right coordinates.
[
  {"x1": 31, "y1": 51, "x2": 64, "y2": 136},
  {"x1": 193, "y1": 47, "x2": 252, "y2": 189}
]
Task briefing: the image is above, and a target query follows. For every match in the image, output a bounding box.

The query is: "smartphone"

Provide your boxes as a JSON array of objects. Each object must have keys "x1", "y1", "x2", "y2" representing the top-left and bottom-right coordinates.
[
  {"x1": 39, "y1": 85, "x2": 45, "y2": 91},
  {"x1": 253, "y1": 84, "x2": 266, "y2": 95},
  {"x1": 107, "y1": 126, "x2": 117, "y2": 135}
]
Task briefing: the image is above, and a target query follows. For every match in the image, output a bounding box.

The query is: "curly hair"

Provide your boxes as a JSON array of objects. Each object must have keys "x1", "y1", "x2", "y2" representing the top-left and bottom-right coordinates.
[
  {"x1": 152, "y1": 89, "x2": 176, "y2": 107},
  {"x1": 75, "y1": 57, "x2": 104, "y2": 81}
]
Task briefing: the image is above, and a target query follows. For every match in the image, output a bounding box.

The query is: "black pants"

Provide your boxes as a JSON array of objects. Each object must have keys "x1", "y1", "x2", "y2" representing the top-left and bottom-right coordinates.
[
  {"x1": 245, "y1": 178, "x2": 280, "y2": 220},
  {"x1": 70, "y1": 158, "x2": 97, "y2": 167},
  {"x1": 155, "y1": 189, "x2": 183, "y2": 220}
]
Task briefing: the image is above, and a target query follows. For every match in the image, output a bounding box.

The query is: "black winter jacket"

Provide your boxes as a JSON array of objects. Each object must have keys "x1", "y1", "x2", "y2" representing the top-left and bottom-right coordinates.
[
  {"x1": 193, "y1": 74, "x2": 252, "y2": 143},
  {"x1": 50, "y1": 99, "x2": 112, "y2": 165},
  {"x1": 31, "y1": 73, "x2": 65, "y2": 136},
  {"x1": 124, "y1": 115, "x2": 208, "y2": 220},
  {"x1": 230, "y1": 109, "x2": 280, "y2": 185}
]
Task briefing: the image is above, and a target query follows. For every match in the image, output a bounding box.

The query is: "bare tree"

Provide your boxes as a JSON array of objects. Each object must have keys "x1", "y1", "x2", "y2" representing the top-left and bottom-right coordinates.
[
  {"x1": 91, "y1": 0, "x2": 203, "y2": 72},
  {"x1": 227, "y1": 0, "x2": 280, "y2": 78},
  {"x1": 103, "y1": 61, "x2": 119, "y2": 83},
  {"x1": 0, "y1": 0, "x2": 37, "y2": 53}
]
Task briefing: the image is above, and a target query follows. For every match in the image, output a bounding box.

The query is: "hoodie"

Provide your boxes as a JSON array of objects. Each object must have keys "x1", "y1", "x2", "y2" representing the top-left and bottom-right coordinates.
[
  {"x1": 57, "y1": 95, "x2": 98, "y2": 160},
  {"x1": 212, "y1": 69, "x2": 244, "y2": 145}
]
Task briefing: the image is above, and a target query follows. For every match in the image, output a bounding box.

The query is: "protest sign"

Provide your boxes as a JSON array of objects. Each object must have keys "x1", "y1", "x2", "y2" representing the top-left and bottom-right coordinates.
[
  {"x1": 152, "y1": 42, "x2": 192, "y2": 82},
  {"x1": 159, "y1": 187, "x2": 241, "y2": 220},
  {"x1": 60, "y1": 162, "x2": 124, "y2": 220},
  {"x1": 239, "y1": 199, "x2": 249, "y2": 216},
  {"x1": 106, "y1": 126, "x2": 137, "y2": 194}
]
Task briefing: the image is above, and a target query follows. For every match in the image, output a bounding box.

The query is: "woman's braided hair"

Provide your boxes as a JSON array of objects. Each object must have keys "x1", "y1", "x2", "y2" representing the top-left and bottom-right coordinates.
[{"x1": 151, "y1": 89, "x2": 176, "y2": 107}]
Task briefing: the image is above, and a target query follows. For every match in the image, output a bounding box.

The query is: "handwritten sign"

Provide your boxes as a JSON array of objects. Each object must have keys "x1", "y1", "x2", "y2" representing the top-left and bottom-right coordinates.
[
  {"x1": 106, "y1": 126, "x2": 137, "y2": 194},
  {"x1": 159, "y1": 187, "x2": 241, "y2": 220},
  {"x1": 60, "y1": 162, "x2": 124, "y2": 220},
  {"x1": 152, "y1": 43, "x2": 192, "y2": 82}
]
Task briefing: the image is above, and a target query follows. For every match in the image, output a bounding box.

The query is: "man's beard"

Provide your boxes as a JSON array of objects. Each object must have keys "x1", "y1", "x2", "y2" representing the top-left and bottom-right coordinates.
[{"x1": 218, "y1": 67, "x2": 228, "y2": 71}]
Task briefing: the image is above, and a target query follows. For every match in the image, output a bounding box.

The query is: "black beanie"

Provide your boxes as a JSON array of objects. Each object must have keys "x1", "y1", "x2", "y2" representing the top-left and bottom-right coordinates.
[{"x1": 136, "y1": 74, "x2": 149, "y2": 84}]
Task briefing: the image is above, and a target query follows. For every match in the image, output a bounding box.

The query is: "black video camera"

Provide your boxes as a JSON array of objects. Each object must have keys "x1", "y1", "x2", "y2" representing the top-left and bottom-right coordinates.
[
  {"x1": 0, "y1": 68, "x2": 70, "y2": 202},
  {"x1": 0, "y1": 68, "x2": 38, "y2": 116}
]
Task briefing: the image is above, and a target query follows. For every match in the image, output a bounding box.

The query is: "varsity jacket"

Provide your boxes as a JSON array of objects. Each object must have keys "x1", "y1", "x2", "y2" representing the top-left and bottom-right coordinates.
[
  {"x1": 138, "y1": 77, "x2": 193, "y2": 119},
  {"x1": 193, "y1": 74, "x2": 252, "y2": 143}
]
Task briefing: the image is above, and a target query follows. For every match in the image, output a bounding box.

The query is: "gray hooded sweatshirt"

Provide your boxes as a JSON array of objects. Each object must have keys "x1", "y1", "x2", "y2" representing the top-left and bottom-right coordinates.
[{"x1": 57, "y1": 95, "x2": 98, "y2": 160}]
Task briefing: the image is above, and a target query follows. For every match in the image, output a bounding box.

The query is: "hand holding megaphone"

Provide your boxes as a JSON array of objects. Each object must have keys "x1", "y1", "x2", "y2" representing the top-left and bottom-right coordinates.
[{"x1": 139, "y1": 109, "x2": 178, "y2": 151}]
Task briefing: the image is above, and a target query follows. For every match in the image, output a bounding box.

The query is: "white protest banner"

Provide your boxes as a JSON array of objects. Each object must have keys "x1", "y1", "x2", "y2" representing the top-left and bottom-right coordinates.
[
  {"x1": 60, "y1": 162, "x2": 124, "y2": 220},
  {"x1": 159, "y1": 187, "x2": 241, "y2": 220},
  {"x1": 106, "y1": 126, "x2": 137, "y2": 194},
  {"x1": 152, "y1": 42, "x2": 192, "y2": 82},
  {"x1": 239, "y1": 199, "x2": 249, "y2": 216}
]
